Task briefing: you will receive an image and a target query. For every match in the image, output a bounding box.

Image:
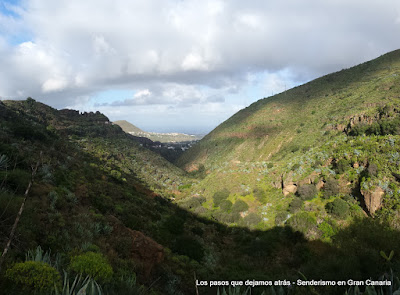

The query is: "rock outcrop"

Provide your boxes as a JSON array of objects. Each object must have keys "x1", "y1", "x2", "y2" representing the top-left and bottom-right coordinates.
[
  {"x1": 283, "y1": 183, "x2": 297, "y2": 196},
  {"x1": 361, "y1": 187, "x2": 385, "y2": 215}
]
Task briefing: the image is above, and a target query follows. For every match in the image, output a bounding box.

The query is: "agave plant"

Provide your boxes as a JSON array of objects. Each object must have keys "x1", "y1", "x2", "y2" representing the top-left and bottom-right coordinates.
[
  {"x1": 25, "y1": 245, "x2": 61, "y2": 270},
  {"x1": 54, "y1": 271, "x2": 102, "y2": 295}
]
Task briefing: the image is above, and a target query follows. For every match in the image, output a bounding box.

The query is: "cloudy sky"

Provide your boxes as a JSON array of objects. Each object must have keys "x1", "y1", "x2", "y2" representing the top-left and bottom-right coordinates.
[{"x1": 1, "y1": 0, "x2": 400, "y2": 133}]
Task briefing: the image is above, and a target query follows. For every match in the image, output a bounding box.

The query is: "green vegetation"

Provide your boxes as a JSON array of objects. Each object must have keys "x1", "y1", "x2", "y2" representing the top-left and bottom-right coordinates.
[
  {"x1": 326, "y1": 199, "x2": 350, "y2": 219},
  {"x1": 69, "y1": 252, "x2": 113, "y2": 282},
  {"x1": 6, "y1": 261, "x2": 61, "y2": 292},
  {"x1": 4, "y1": 49, "x2": 400, "y2": 294}
]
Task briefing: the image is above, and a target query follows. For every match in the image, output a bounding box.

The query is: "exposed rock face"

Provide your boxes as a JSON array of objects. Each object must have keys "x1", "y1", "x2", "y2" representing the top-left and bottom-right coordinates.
[
  {"x1": 283, "y1": 183, "x2": 297, "y2": 196},
  {"x1": 361, "y1": 187, "x2": 385, "y2": 215},
  {"x1": 315, "y1": 179, "x2": 325, "y2": 190}
]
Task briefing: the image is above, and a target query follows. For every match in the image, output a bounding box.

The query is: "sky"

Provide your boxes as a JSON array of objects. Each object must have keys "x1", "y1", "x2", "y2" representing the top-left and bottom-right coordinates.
[{"x1": 1, "y1": 1, "x2": 400, "y2": 134}]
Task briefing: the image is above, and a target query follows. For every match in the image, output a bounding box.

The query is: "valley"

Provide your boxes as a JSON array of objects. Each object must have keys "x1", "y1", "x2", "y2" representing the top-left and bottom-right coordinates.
[{"x1": 2, "y1": 50, "x2": 400, "y2": 294}]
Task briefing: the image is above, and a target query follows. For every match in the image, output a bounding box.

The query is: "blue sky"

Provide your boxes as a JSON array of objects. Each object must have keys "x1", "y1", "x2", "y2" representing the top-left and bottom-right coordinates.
[{"x1": 1, "y1": 0, "x2": 400, "y2": 133}]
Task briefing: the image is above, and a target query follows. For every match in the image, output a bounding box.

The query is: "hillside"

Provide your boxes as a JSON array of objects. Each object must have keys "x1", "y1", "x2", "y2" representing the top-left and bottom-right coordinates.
[
  {"x1": 114, "y1": 120, "x2": 202, "y2": 143},
  {"x1": 176, "y1": 49, "x2": 400, "y2": 233},
  {"x1": 2, "y1": 50, "x2": 400, "y2": 295}
]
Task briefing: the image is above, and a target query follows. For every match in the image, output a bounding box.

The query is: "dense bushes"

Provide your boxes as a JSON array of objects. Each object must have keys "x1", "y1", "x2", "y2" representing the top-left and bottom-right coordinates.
[
  {"x1": 6, "y1": 261, "x2": 61, "y2": 292},
  {"x1": 349, "y1": 117, "x2": 400, "y2": 136}
]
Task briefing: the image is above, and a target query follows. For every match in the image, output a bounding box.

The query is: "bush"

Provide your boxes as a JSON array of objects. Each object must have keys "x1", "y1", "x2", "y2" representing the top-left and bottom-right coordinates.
[
  {"x1": 335, "y1": 158, "x2": 350, "y2": 174},
  {"x1": 275, "y1": 212, "x2": 289, "y2": 225},
  {"x1": 173, "y1": 236, "x2": 204, "y2": 261},
  {"x1": 6, "y1": 261, "x2": 61, "y2": 292},
  {"x1": 367, "y1": 163, "x2": 378, "y2": 177},
  {"x1": 2, "y1": 169, "x2": 31, "y2": 194},
  {"x1": 286, "y1": 212, "x2": 316, "y2": 234},
  {"x1": 288, "y1": 198, "x2": 303, "y2": 213},
  {"x1": 212, "y1": 189, "x2": 230, "y2": 207},
  {"x1": 253, "y1": 188, "x2": 267, "y2": 203},
  {"x1": 325, "y1": 198, "x2": 349, "y2": 219},
  {"x1": 231, "y1": 200, "x2": 249, "y2": 213},
  {"x1": 181, "y1": 197, "x2": 204, "y2": 210},
  {"x1": 297, "y1": 184, "x2": 317, "y2": 201},
  {"x1": 323, "y1": 178, "x2": 340, "y2": 199},
  {"x1": 242, "y1": 213, "x2": 262, "y2": 227},
  {"x1": 220, "y1": 199, "x2": 232, "y2": 211},
  {"x1": 163, "y1": 215, "x2": 185, "y2": 234},
  {"x1": 69, "y1": 252, "x2": 113, "y2": 282}
]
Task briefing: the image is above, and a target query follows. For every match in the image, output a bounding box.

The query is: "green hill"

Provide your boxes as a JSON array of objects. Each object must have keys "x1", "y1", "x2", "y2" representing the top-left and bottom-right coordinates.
[{"x1": 177, "y1": 49, "x2": 400, "y2": 230}]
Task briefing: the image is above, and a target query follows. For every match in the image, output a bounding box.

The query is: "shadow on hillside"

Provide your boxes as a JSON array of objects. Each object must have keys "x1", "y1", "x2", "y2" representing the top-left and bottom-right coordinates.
[{"x1": 145, "y1": 196, "x2": 400, "y2": 295}]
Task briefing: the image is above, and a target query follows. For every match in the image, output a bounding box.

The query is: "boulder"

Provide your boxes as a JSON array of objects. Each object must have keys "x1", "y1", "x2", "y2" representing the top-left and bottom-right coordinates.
[
  {"x1": 283, "y1": 183, "x2": 297, "y2": 196},
  {"x1": 361, "y1": 187, "x2": 385, "y2": 215}
]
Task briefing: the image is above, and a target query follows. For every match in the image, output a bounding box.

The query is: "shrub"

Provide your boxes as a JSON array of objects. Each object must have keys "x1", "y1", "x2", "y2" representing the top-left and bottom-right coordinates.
[
  {"x1": 231, "y1": 200, "x2": 249, "y2": 213},
  {"x1": 69, "y1": 252, "x2": 113, "y2": 282},
  {"x1": 318, "y1": 220, "x2": 338, "y2": 241},
  {"x1": 288, "y1": 198, "x2": 303, "y2": 213},
  {"x1": 335, "y1": 158, "x2": 350, "y2": 174},
  {"x1": 163, "y1": 215, "x2": 185, "y2": 234},
  {"x1": 219, "y1": 199, "x2": 233, "y2": 211},
  {"x1": 253, "y1": 188, "x2": 267, "y2": 203},
  {"x1": 173, "y1": 236, "x2": 204, "y2": 261},
  {"x1": 297, "y1": 184, "x2": 317, "y2": 201},
  {"x1": 325, "y1": 198, "x2": 349, "y2": 219},
  {"x1": 275, "y1": 212, "x2": 289, "y2": 225},
  {"x1": 291, "y1": 163, "x2": 300, "y2": 171},
  {"x1": 3, "y1": 169, "x2": 31, "y2": 194},
  {"x1": 6, "y1": 261, "x2": 61, "y2": 292},
  {"x1": 242, "y1": 213, "x2": 262, "y2": 227},
  {"x1": 286, "y1": 212, "x2": 316, "y2": 234},
  {"x1": 181, "y1": 197, "x2": 204, "y2": 210},
  {"x1": 323, "y1": 178, "x2": 340, "y2": 199},
  {"x1": 212, "y1": 189, "x2": 230, "y2": 206},
  {"x1": 367, "y1": 163, "x2": 378, "y2": 177}
]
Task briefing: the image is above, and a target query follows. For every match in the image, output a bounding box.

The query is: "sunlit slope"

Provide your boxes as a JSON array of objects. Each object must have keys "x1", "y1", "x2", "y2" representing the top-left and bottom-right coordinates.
[{"x1": 178, "y1": 50, "x2": 400, "y2": 172}]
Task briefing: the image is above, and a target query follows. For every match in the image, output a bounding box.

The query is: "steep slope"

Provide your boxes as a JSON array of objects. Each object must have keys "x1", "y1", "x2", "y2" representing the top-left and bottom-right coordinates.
[
  {"x1": 176, "y1": 49, "x2": 400, "y2": 231},
  {"x1": 179, "y1": 50, "x2": 400, "y2": 170}
]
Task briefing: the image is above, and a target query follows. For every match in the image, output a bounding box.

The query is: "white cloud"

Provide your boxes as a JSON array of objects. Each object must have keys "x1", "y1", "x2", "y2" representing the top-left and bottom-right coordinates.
[{"x1": 1, "y1": 0, "x2": 400, "y2": 131}]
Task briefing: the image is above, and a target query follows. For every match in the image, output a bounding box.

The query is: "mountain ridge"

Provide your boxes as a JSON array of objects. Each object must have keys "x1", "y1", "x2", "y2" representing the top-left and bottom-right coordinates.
[{"x1": 114, "y1": 119, "x2": 202, "y2": 143}]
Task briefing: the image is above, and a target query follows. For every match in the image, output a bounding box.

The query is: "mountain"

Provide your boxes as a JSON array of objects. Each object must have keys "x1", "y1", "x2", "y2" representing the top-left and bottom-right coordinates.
[
  {"x1": 176, "y1": 49, "x2": 400, "y2": 232},
  {"x1": 114, "y1": 119, "x2": 202, "y2": 143},
  {"x1": 113, "y1": 120, "x2": 144, "y2": 133},
  {"x1": 2, "y1": 50, "x2": 400, "y2": 295}
]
